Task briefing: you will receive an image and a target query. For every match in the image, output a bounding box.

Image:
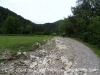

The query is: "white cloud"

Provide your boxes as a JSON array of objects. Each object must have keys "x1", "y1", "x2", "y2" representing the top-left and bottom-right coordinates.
[{"x1": 0, "y1": 0, "x2": 76, "y2": 24}]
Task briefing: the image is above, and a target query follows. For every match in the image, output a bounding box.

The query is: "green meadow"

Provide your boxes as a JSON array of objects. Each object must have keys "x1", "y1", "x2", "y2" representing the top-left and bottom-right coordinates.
[{"x1": 0, "y1": 36, "x2": 53, "y2": 53}]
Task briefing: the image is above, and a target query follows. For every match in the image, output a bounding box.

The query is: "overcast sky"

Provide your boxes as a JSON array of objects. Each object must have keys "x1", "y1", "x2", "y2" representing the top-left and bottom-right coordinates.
[{"x1": 0, "y1": 0, "x2": 76, "y2": 24}]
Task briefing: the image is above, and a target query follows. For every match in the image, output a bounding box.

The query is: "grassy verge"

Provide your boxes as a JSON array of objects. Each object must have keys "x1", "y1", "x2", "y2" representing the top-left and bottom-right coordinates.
[
  {"x1": 0, "y1": 35, "x2": 53, "y2": 53},
  {"x1": 74, "y1": 38, "x2": 100, "y2": 57}
]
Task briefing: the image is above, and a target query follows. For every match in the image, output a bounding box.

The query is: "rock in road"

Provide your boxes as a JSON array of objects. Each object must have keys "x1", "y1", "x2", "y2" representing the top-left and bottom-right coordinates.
[{"x1": 0, "y1": 37, "x2": 100, "y2": 75}]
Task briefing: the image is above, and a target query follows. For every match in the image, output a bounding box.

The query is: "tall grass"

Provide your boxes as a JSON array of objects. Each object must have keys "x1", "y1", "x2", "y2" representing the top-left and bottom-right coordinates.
[{"x1": 0, "y1": 36, "x2": 53, "y2": 53}]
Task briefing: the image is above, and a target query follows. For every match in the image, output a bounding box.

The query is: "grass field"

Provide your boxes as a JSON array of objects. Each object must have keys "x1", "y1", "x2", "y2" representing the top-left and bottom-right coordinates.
[{"x1": 0, "y1": 35, "x2": 53, "y2": 53}]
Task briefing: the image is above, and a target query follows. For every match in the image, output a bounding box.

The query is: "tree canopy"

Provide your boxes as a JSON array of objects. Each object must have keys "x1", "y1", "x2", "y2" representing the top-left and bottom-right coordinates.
[{"x1": 59, "y1": 0, "x2": 100, "y2": 48}]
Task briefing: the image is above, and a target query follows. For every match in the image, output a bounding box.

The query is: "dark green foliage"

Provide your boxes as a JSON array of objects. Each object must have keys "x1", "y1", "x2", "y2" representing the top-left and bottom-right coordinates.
[
  {"x1": 0, "y1": 6, "x2": 36, "y2": 34},
  {"x1": 2, "y1": 16, "x2": 23, "y2": 34},
  {"x1": 59, "y1": 0, "x2": 100, "y2": 48},
  {"x1": 0, "y1": 6, "x2": 59, "y2": 35},
  {"x1": 88, "y1": 16, "x2": 100, "y2": 47},
  {"x1": 43, "y1": 23, "x2": 58, "y2": 35},
  {"x1": 34, "y1": 23, "x2": 59, "y2": 35}
]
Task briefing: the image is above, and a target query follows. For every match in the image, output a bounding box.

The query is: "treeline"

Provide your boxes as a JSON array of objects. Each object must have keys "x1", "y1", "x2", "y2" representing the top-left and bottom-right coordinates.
[
  {"x1": 0, "y1": 6, "x2": 58, "y2": 35},
  {"x1": 59, "y1": 0, "x2": 100, "y2": 48}
]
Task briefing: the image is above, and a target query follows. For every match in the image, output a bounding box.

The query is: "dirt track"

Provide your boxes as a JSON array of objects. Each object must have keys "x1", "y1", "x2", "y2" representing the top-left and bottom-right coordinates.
[
  {"x1": 0, "y1": 37, "x2": 100, "y2": 75},
  {"x1": 53, "y1": 37, "x2": 100, "y2": 75}
]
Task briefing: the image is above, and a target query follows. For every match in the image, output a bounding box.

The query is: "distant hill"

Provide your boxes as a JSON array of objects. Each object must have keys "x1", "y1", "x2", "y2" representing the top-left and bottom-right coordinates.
[
  {"x1": 41, "y1": 20, "x2": 63, "y2": 34},
  {"x1": 53, "y1": 20, "x2": 63, "y2": 26},
  {"x1": 0, "y1": 6, "x2": 60, "y2": 34},
  {"x1": 0, "y1": 6, "x2": 36, "y2": 27}
]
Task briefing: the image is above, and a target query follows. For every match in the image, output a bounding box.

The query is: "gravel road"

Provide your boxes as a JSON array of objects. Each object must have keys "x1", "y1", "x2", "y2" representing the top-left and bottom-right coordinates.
[
  {"x1": 53, "y1": 37, "x2": 100, "y2": 75},
  {"x1": 0, "y1": 37, "x2": 100, "y2": 75}
]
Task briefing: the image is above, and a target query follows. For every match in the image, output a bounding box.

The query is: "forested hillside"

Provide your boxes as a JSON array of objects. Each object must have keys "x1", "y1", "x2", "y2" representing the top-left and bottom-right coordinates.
[
  {"x1": 59, "y1": 0, "x2": 100, "y2": 48},
  {"x1": 0, "y1": 6, "x2": 58, "y2": 34}
]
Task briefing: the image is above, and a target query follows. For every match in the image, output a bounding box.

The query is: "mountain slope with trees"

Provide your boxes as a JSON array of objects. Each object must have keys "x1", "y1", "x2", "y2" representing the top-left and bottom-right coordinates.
[
  {"x1": 0, "y1": 6, "x2": 58, "y2": 34},
  {"x1": 0, "y1": 6, "x2": 37, "y2": 34}
]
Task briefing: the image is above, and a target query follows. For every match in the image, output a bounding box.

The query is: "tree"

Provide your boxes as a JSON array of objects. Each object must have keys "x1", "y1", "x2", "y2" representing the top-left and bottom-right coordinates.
[
  {"x1": 59, "y1": 19, "x2": 66, "y2": 34},
  {"x1": 58, "y1": 0, "x2": 100, "y2": 49},
  {"x1": 2, "y1": 16, "x2": 23, "y2": 34},
  {"x1": 24, "y1": 25, "x2": 33, "y2": 34},
  {"x1": 88, "y1": 16, "x2": 100, "y2": 47},
  {"x1": 3, "y1": 16, "x2": 15, "y2": 34}
]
